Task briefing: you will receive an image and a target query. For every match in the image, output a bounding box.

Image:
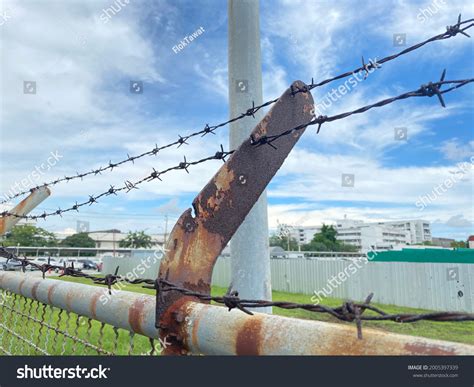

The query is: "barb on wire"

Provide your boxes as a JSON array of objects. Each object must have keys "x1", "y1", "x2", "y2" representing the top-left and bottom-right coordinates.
[
  {"x1": 1, "y1": 14, "x2": 472, "y2": 206},
  {"x1": 306, "y1": 14, "x2": 474, "y2": 90},
  {"x1": 252, "y1": 75, "x2": 474, "y2": 146},
  {"x1": 1, "y1": 75, "x2": 472, "y2": 220},
  {"x1": 0, "y1": 147, "x2": 234, "y2": 220},
  {"x1": 1, "y1": 248, "x2": 472, "y2": 340}
]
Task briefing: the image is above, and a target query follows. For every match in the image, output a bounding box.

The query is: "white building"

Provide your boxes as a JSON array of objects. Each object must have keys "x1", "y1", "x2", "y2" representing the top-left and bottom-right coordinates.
[
  {"x1": 87, "y1": 230, "x2": 164, "y2": 249},
  {"x1": 289, "y1": 226, "x2": 321, "y2": 245},
  {"x1": 54, "y1": 229, "x2": 165, "y2": 250},
  {"x1": 288, "y1": 218, "x2": 431, "y2": 253},
  {"x1": 375, "y1": 220, "x2": 431, "y2": 245},
  {"x1": 335, "y1": 221, "x2": 408, "y2": 252}
]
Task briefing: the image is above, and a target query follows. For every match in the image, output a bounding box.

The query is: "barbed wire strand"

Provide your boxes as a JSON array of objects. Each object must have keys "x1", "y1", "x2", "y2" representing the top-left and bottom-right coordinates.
[
  {"x1": 1, "y1": 14, "x2": 472, "y2": 205},
  {"x1": 1, "y1": 248, "x2": 473, "y2": 340},
  {"x1": 1, "y1": 76, "x2": 472, "y2": 220}
]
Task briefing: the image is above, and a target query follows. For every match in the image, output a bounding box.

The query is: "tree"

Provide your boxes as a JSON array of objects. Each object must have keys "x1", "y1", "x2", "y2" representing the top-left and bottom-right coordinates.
[
  {"x1": 60, "y1": 233, "x2": 96, "y2": 257},
  {"x1": 3, "y1": 225, "x2": 57, "y2": 248},
  {"x1": 269, "y1": 234, "x2": 299, "y2": 251},
  {"x1": 302, "y1": 224, "x2": 358, "y2": 252},
  {"x1": 119, "y1": 231, "x2": 153, "y2": 248},
  {"x1": 60, "y1": 233, "x2": 96, "y2": 248},
  {"x1": 451, "y1": 240, "x2": 468, "y2": 248}
]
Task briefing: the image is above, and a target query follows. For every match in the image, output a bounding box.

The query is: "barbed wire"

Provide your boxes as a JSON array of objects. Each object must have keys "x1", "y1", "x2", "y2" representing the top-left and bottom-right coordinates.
[
  {"x1": 0, "y1": 146, "x2": 234, "y2": 220},
  {"x1": 1, "y1": 14, "x2": 472, "y2": 206},
  {"x1": 1, "y1": 75, "x2": 471, "y2": 220},
  {"x1": 253, "y1": 74, "x2": 474, "y2": 145},
  {"x1": 1, "y1": 248, "x2": 473, "y2": 340}
]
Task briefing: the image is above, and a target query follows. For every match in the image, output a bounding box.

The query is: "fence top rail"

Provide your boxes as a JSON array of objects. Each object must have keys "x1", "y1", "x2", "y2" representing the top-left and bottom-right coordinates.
[{"x1": 1, "y1": 272, "x2": 473, "y2": 356}]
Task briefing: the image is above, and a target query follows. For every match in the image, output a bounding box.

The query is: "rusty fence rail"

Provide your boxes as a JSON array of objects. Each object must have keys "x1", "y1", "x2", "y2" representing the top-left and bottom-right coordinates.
[
  {"x1": 0, "y1": 272, "x2": 162, "y2": 356},
  {"x1": 1, "y1": 272, "x2": 473, "y2": 356}
]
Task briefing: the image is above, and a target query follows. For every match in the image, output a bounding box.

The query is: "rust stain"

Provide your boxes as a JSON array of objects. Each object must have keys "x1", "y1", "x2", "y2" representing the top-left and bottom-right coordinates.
[
  {"x1": 18, "y1": 277, "x2": 26, "y2": 295},
  {"x1": 47, "y1": 282, "x2": 59, "y2": 304},
  {"x1": 31, "y1": 280, "x2": 41, "y2": 300},
  {"x1": 128, "y1": 297, "x2": 147, "y2": 335},
  {"x1": 404, "y1": 342, "x2": 456, "y2": 356},
  {"x1": 190, "y1": 303, "x2": 204, "y2": 350},
  {"x1": 303, "y1": 103, "x2": 315, "y2": 115},
  {"x1": 159, "y1": 297, "x2": 195, "y2": 356},
  {"x1": 253, "y1": 113, "x2": 272, "y2": 140},
  {"x1": 235, "y1": 316, "x2": 264, "y2": 356},
  {"x1": 66, "y1": 288, "x2": 74, "y2": 311},
  {"x1": 89, "y1": 291, "x2": 101, "y2": 320}
]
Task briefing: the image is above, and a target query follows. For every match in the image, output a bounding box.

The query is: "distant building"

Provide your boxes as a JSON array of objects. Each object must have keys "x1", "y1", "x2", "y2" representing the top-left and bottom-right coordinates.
[
  {"x1": 54, "y1": 229, "x2": 164, "y2": 250},
  {"x1": 87, "y1": 230, "x2": 164, "y2": 249},
  {"x1": 335, "y1": 219, "x2": 407, "y2": 252},
  {"x1": 288, "y1": 218, "x2": 432, "y2": 253},
  {"x1": 289, "y1": 226, "x2": 321, "y2": 245},
  {"x1": 432, "y1": 237, "x2": 455, "y2": 248},
  {"x1": 269, "y1": 246, "x2": 287, "y2": 258},
  {"x1": 374, "y1": 220, "x2": 432, "y2": 245},
  {"x1": 468, "y1": 236, "x2": 474, "y2": 249}
]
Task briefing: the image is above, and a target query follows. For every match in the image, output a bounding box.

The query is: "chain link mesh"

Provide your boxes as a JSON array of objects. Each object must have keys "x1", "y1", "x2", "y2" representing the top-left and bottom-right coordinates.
[{"x1": 0, "y1": 289, "x2": 159, "y2": 356}]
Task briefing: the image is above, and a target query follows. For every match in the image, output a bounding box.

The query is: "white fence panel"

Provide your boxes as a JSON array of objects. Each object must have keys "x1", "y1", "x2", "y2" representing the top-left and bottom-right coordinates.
[{"x1": 103, "y1": 255, "x2": 473, "y2": 312}]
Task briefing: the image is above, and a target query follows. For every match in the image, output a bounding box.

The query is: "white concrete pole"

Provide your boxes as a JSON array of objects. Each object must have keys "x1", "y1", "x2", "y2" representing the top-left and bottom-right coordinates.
[{"x1": 228, "y1": 0, "x2": 271, "y2": 312}]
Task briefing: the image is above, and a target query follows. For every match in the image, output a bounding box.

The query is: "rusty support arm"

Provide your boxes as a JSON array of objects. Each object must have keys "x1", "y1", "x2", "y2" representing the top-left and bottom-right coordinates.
[
  {"x1": 0, "y1": 187, "x2": 51, "y2": 235},
  {"x1": 157, "y1": 81, "x2": 315, "y2": 354}
]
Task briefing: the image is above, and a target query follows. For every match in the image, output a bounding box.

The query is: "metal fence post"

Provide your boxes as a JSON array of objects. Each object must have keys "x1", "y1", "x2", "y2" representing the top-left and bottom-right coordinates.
[{"x1": 228, "y1": 0, "x2": 272, "y2": 312}]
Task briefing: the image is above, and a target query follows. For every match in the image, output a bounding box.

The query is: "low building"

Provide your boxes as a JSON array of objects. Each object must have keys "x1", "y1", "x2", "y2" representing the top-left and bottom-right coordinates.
[
  {"x1": 432, "y1": 237, "x2": 455, "y2": 248},
  {"x1": 289, "y1": 226, "x2": 321, "y2": 246},
  {"x1": 87, "y1": 230, "x2": 164, "y2": 249},
  {"x1": 469, "y1": 236, "x2": 474, "y2": 249},
  {"x1": 335, "y1": 221, "x2": 407, "y2": 253}
]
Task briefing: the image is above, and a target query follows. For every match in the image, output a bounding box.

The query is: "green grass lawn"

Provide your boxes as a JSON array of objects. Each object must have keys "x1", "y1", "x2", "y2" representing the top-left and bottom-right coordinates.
[
  {"x1": 55, "y1": 276, "x2": 474, "y2": 346},
  {"x1": 1, "y1": 276, "x2": 471, "y2": 356}
]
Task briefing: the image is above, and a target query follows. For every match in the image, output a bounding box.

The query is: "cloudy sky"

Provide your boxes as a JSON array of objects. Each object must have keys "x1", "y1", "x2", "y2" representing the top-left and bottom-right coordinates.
[{"x1": 0, "y1": 0, "x2": 472, "y2": 239}]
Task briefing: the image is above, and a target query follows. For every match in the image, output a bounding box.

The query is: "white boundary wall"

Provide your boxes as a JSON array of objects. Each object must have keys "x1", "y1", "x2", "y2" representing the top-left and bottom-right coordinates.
[{"x1": 103, "y1": 255, "x2": 473, "y2": 312}]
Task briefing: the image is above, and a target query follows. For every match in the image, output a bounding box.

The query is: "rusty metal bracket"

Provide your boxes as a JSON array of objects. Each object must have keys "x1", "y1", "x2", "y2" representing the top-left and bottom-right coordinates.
[
  {"x1": 0, "y1": 187, "x2": 51, "y2": 236},
  {"x1": 156, "y1": 81, "x2": 314, "y2": 354}
]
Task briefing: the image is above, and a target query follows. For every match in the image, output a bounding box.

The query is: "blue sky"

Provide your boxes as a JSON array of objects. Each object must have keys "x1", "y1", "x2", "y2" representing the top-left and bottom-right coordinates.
[{"x1": 0, "y1": 0, "x2": 473, "y2": 239}]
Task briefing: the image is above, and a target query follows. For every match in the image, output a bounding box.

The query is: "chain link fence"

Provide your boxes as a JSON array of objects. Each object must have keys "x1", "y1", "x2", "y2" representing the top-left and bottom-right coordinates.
[{"x1": 0, "y1": 288, "x2": 161, "y2": 356}]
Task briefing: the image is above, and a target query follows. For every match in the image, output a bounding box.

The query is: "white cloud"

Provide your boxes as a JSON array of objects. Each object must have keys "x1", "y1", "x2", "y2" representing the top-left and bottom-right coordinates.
[
  {"x1": 439, "y1": 138, "x2": 474, "y2": 161},
  {"x1": 445, "y1": 214, "x2": 472, "y2": 228}
]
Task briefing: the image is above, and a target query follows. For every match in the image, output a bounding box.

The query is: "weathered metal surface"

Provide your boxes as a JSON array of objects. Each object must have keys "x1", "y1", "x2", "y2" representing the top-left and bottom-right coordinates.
[
  {"x1": 0, "y1": 272, "x2": 158, "y2": 339},
  {"x1": 157, "y1": 81, "x2": 315, "y2": 354},
  {"x1": 178, "y1": 301, "x2": 474, "y2": 356},
  {"x1": 0, "y1": 187, "x2": 51, "y2": 235},
  {"x1": 2, "y1": 272, "x2": 473, "y2": 356}
]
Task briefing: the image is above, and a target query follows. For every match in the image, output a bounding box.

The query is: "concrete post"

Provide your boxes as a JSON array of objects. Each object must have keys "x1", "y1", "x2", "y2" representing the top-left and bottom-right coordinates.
[{"x1": 228, "y1": 0, "x2": 271, "y2": 312}]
